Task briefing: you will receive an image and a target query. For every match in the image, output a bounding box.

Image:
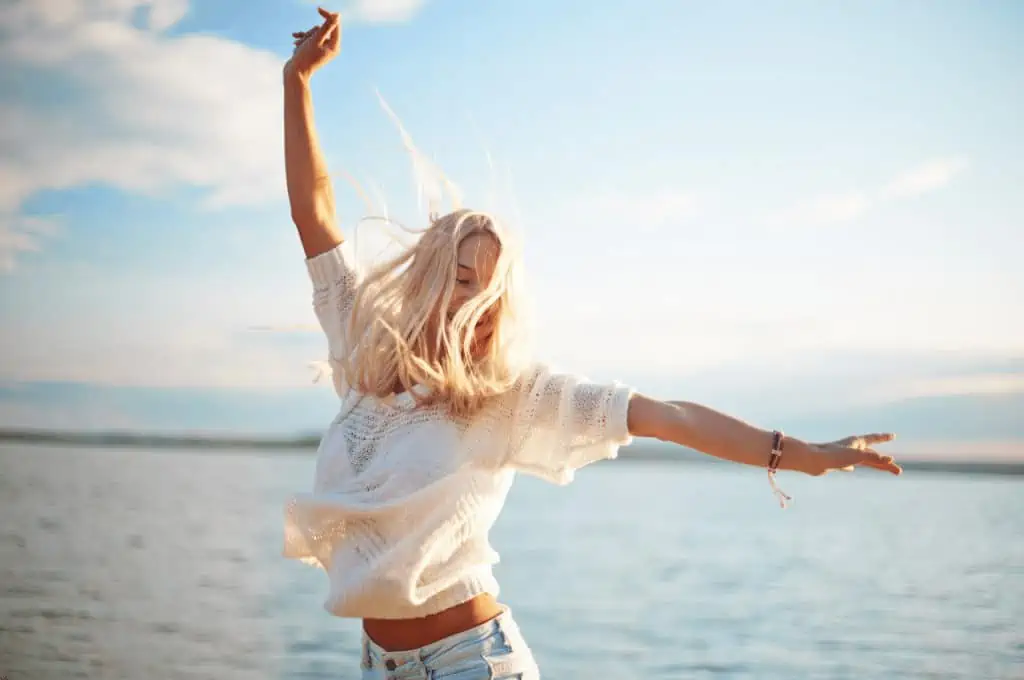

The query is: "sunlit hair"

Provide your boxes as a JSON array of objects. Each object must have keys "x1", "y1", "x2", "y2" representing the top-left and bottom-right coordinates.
[{"x1": 338, "y1": 208, "x2": 530, "y2": 418}]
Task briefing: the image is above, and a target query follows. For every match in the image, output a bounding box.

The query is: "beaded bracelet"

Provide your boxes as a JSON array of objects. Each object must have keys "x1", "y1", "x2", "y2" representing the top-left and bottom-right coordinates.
[{"x1": 768, "y1": 430, "x2": 792, "y2": 509}]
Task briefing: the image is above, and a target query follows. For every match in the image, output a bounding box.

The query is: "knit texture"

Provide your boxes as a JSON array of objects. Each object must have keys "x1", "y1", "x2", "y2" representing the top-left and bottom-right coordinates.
[{"x1": 283, "y1": 241, "x2": 634, "y2": 619}]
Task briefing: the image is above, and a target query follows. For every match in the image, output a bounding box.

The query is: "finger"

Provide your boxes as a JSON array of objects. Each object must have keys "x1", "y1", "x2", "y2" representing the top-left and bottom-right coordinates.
[
  {"x1": 833, "y1": 447, "x2": 881, "y2": 469},
  {"x1": 858, "y1": 450, "x2": 902, "y2": 475},
  {"x1": 863, "y1": 432, "x2": 896, "y2": 446},
  {"x1": 318, "y1": 16, "x2": 340, "y2": 46},
  {"x1": 317, "y1": 7, "x2": 340, "y2": 30},
  {"x1": 862, "y1": 458, "x2": 903, "y2": 475},
  {"x1": 325, "y1": 20, "x2": 341, "y2": 49}
]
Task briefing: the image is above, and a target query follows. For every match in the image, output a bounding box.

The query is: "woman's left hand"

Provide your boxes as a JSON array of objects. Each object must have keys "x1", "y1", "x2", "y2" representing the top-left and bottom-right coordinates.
[
  {"x1": 795, "y1": 433, "x2": 902, "y2": 476},
  {"x1": 285, "y1": 7, "x2": 342, "y2": 80}
]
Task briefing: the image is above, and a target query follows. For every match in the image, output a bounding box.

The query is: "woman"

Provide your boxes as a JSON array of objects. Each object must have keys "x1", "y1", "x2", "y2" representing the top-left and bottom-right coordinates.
[{"x1": 282, "y1": 9, "x2": 902, "y2": 679}]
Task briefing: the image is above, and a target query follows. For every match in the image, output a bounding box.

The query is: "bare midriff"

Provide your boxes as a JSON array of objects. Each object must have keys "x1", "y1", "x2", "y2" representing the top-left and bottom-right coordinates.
[{"x1": 362, "y1": 593, "x2": 504, "y2": 652}]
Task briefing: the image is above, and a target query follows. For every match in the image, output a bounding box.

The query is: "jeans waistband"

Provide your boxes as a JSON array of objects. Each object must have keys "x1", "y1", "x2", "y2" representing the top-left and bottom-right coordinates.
[
  {"x1": 362, "y1": 605, "x2": 512, "y2": 657},
  {"x1": 361, "y1": 606, "x2": 524, "y2": 677}
]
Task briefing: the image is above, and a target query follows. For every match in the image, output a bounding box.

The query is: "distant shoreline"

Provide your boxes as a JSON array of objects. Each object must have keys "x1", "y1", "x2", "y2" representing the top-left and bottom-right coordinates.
[
  {"x1": 0, "y1": 427, "x2": 324, "y2": 450},
  {"x1": 2, "y1": 427, "x2": 1023, "y2": 476}
]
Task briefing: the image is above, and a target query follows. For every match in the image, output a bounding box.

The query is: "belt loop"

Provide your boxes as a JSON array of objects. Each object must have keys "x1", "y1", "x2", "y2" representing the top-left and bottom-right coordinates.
[{"x1": 360, "y1": 635, "x2": 371, "y2": 670}]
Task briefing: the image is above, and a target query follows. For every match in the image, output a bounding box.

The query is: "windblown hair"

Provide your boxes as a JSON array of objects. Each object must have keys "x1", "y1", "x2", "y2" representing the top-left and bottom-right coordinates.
[{"x1": 338, "y1": 208, "x2": 530, "y2": 418}]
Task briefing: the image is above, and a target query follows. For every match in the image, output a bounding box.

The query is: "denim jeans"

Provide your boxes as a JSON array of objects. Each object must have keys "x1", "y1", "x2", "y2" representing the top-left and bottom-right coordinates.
[{"x1": 360, "y1": 607, "x2": 540, "y2": 679}]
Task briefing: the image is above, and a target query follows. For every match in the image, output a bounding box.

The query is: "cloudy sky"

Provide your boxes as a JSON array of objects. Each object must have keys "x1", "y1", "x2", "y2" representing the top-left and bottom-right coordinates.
[{"x1": 1, "y1": 0, "x2": 1021, "y2": 456}]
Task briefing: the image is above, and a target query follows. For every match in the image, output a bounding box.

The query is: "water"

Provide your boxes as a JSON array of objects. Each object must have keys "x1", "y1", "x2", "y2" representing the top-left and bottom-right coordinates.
[{"x1": 1, "y1": 443, "x2": 1021, "y2": 679}]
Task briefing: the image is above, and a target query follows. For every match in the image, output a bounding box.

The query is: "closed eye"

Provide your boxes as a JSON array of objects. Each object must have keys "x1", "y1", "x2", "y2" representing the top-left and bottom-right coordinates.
[{"x1": 456, "y1": 263, "x2": 475, "y2": 287}]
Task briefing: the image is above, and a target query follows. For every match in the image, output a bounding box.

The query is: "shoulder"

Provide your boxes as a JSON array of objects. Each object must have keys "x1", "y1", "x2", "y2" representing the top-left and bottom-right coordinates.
[
  {"x1": 482, "y1": 363, "x2": 570, "y2": 421},
  {"x1": 496, "y1": 363, "x2": 549, "y2": 402},
  {"x1": 508, "y1": 362, "x2": 589, "y2": 396}
]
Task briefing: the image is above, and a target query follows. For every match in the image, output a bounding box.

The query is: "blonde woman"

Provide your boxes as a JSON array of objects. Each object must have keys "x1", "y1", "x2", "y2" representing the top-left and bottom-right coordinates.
[{"x1": 282, "y1": 9, "x2": 902, "y2": 679}]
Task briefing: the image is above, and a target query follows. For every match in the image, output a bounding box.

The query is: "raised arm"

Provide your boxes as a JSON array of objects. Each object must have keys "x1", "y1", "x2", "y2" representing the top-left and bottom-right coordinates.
[
  {"x1": 626, "y1": 394, "x2": 902, "y2": 477},
  {"x1": 284, "y1": 8, "x2": 343, "y2": 258}
]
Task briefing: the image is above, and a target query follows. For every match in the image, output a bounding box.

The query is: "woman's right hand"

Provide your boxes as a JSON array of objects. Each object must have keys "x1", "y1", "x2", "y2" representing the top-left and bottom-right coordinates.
[
  {"x1": 284, "y1": 7, "x2": 342, "y2": 80},
  {"x1": 797, "y1": 433, "x2": 902, "y2": 476}
]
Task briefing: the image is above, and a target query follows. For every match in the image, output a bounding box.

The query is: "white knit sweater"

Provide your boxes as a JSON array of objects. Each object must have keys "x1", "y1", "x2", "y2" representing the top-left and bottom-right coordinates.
[{"x1": 283, "y1": 242, "x2": 634, "y2": 619}]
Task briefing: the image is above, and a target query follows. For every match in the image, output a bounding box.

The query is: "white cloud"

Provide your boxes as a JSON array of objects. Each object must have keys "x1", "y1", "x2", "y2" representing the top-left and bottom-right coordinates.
[
  {"x1": 0, "y1": 0, "x2": 189, "y2": 32},
  {"x1": 881, "y1": 157, "x2": 969, "y2": 200},
  {"x1": 775, "y1": 157, "x2": 968, "y2": 227},
  {"x1": 0, "y1": 216, "x2": 61, "y2": 272},
  {"x1": 0, "y1": 0, "x2": 286, "y2": 271},
  {"x1": 342, "y1": 0, "x2": 430, "y2": 23}
]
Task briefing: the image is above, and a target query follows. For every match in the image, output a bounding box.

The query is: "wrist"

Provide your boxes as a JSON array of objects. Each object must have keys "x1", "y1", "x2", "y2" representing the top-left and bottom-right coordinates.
[
  {"x1": 283, "y1": 64, "x2": 313, "y2": 88},
  {"x1": 779, "y1": 436, "x2": 812, "y2": 474},
  {"x1": 764, "y1": 430, "x2": 802, "y2": 509}
]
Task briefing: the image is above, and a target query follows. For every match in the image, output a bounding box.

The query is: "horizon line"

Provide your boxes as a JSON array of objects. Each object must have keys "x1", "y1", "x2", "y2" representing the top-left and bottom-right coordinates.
[{"x1": 2, "y1": 427, "x2": 1023, "y2": 475}]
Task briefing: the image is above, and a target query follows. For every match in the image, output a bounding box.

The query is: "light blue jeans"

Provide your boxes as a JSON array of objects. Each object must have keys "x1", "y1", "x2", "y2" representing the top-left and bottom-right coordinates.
[{"x1": 360, "y1": 608, "x2": 540, "y2": 679}]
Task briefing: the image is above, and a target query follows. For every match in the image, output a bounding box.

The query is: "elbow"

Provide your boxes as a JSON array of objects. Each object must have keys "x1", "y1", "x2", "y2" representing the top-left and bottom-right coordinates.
[
  {"x1": 290, "y1": 211, "x2": 343, "y2": 259},
  {"x1": 289, "y1": 207, "x2": 324, "y2": 231},
  {"x1": 289, "y1": 181, "x2": 333, "y2": 222},
  {"x1": 289, "y1": 199, "x2": 337, "y2": 234}
]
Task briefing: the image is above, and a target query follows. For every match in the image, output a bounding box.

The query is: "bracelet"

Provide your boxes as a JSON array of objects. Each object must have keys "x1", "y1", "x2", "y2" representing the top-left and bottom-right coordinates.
[{"x1": 768, "y1": 430, "x2": 792, "y2": 509}]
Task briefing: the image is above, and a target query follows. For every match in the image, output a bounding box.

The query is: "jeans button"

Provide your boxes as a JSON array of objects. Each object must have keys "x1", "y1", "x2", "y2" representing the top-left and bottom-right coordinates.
[{"x1": 385, "y1": 659, "x2": 397, "y2": 670}]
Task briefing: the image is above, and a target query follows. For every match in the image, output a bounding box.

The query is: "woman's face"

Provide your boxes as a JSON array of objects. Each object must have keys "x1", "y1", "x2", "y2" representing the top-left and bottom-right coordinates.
[{"x1": 452, "y1": 231, "x2": 500, "y2": 349}]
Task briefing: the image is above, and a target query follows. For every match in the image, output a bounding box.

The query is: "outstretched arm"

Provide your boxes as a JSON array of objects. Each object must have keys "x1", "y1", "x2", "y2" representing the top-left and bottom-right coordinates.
[
  {"x1": 284, "y1": 8, "x2": 343, "y2": 258},
  {"x1": 626, "y1": 394, "x2": 902, "y2": 476}
]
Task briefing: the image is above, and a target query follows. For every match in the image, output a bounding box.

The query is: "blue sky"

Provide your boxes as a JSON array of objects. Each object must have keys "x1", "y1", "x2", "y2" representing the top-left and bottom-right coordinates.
[{"x1": 1, "y1": 0, "x2": 1022, "y2": 457}]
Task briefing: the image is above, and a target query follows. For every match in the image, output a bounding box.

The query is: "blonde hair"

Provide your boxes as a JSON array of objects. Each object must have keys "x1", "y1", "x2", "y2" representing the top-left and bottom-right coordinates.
[{"x1": 338, "y1": 208, "x2": 530, "y2": 418}]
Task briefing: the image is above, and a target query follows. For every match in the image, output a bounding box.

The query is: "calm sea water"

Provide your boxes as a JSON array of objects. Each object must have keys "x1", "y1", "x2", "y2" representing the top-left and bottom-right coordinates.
[{"x1": 1, "y1": 443, "x2": 1021, "y2": 679}]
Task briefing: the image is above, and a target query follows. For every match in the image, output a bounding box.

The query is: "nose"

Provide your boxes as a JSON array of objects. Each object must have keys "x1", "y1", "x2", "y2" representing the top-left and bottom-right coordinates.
[{"x1": 450, "y1": 293, "x2": 472, "y2": 314}]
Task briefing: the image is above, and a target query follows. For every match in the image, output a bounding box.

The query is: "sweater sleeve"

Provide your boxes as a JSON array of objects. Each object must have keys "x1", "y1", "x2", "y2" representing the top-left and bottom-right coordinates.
[
  {"x1": 501, "y1": 364, "x2": 634, "y2": 485},
  {"x1": 306, "y1": 242, "x2": 361, "y2": 390}
]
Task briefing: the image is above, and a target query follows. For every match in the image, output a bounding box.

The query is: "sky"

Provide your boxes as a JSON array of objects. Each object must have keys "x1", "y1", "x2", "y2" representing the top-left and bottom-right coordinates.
[{"x1": 0, "y1": 0, "x2": 1022, "y2": 456}]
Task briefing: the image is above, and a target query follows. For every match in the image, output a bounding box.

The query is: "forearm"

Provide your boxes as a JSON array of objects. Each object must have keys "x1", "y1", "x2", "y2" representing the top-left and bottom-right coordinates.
[
  {"x1": 283, "y1": 70, "x2": 342, "y2": 258},
  {"x1": 626, "y1": 394, "x2": 807, "y2": 470}
]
